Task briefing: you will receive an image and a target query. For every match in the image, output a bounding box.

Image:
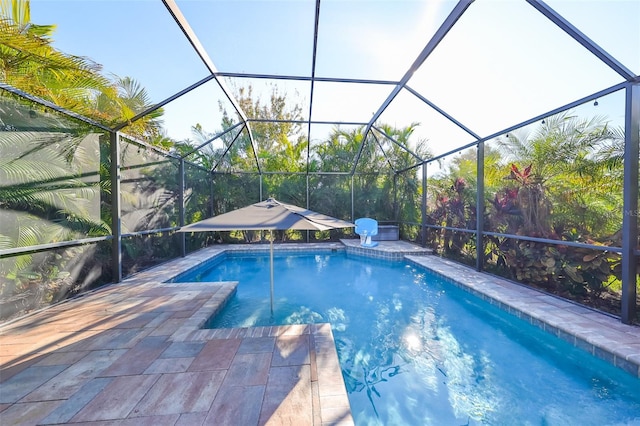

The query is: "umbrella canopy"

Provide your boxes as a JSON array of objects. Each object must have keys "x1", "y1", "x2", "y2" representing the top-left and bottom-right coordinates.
[
  {"x1": 178, "y1": 198, "x2": 354, "y2": 232},
  {"x1": 178, "y1": 198, "x2": 354, "y2": 316}
]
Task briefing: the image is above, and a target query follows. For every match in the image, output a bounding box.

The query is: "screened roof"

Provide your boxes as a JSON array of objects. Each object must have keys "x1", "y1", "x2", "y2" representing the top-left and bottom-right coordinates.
[{"x1": 20, "y1": 0, "x2": 640, "y2": 173}]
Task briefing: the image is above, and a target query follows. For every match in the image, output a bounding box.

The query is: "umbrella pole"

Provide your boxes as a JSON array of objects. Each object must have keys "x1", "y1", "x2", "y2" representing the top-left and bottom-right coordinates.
[{"x1": 270, "y1": 230, "x2": 274, "y2": 316}]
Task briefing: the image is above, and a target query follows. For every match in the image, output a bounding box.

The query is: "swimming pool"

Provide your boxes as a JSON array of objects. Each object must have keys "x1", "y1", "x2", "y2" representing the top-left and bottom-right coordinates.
[{"x1": 176, "y1": 251, "x2": 640, "y2": 425}]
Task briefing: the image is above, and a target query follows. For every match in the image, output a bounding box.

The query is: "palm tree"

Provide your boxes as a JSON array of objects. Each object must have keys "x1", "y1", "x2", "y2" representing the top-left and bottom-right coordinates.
[
  {"x1": 476, "y1": 113, "x2": 627, "y2": 306},
  {"x1": 0, "y1": 97, "x2": 112, "y2": 318},
  {"x1": 0, "y1": 0, "x2": 110, "y2": 116},
  {"x1": 95, "y1": 76, "x2": 166, "y2": 143},
  {"x1": 375, "y1": 123, "x2": 431, "y2": 170},
  {"x1": 494, "y1": 112, "x2": 623, "y2": 238},
  {"x1": 1, "y1": 1, "x2": 167, "y2": 144},
  {"x1": 314, "y1": 126, "x2": 364, "y2": 173}
]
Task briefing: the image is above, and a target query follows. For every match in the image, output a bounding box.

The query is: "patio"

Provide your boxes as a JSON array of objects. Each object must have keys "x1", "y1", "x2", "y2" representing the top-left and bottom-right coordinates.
[{"x1": 0, "y1": 244, "x2": 353, "y2": 425}]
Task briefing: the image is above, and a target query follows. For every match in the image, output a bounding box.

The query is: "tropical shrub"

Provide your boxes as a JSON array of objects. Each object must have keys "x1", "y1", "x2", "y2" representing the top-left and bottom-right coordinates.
[
  {"x1": 485, "y1": 163, "x2": 622, "y2": 311},
  {"x1": 427, "y1": 177, "x2": 477, "y2": 264}
]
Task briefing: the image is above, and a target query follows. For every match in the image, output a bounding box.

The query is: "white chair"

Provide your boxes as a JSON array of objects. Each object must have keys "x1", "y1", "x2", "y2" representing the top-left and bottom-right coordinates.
[{"x1": 355, "y1": 218, "x2": 378, "y2": 247}]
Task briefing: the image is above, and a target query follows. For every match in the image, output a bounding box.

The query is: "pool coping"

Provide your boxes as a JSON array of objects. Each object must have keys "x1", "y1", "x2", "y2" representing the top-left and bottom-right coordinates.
[{"x1": 340, "y1": 238, "x2": 432, "y2": 260}]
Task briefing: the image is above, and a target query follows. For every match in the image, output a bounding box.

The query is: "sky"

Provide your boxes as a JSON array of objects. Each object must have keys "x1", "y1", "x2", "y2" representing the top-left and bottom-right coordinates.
[{"x1": 29, "y1": 0, "x2": 639, "y2": 163}]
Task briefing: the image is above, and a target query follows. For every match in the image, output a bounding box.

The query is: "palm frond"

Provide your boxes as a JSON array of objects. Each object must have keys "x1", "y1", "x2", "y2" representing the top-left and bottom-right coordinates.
[{"x1": 0, "y1": 233, "x2": 12, "y2": 250}]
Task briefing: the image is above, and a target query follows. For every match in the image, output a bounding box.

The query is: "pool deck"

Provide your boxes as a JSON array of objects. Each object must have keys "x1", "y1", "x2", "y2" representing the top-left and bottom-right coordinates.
[
  {"x1": 0, "y1": 244, "x2": 353, "y2": 426},
  {"x1": 1, "y1": 240, "x2": 639, "y2": 425}
]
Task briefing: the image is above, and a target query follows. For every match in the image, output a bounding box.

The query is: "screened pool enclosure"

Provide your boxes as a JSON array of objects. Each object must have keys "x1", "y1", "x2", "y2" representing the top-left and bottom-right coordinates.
[{"x1": 0, "y1": 0, "x2": 638, "y2": 324}]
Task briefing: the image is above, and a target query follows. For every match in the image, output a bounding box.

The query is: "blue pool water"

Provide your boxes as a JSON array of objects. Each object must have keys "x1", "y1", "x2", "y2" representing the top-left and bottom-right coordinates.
[{"x1": 177, "y1": 252, "x2": 640, "y2": 425}]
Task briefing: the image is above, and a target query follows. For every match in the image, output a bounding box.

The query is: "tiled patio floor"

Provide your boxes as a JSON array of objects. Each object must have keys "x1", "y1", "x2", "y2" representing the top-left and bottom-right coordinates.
[
  {"x1": 2, "y1": 240, "x2": 640, "y2": 425},
  {"x1": 0, "y1": 244, "x2": 353, "y2": 426}
]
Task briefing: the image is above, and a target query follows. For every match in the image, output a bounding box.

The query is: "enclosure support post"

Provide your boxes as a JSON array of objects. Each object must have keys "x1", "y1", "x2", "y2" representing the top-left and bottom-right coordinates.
[
  {"x1": 351, "y1": 175, "x2": 355, "y2": 223},
  {"x1": 209, "y1": 176, "x2": 214, "y2": 217},
  {"x1": 306, "y1": 174, "x2": 310, "y2": 243},
  {"x1": 393, "y1": 174, "x2": 398, "y2": 222},
  {"x1": 476, "y1": 142, "x2": 485, "y2": 272},
  {"x1": 621, "y1": 83, "x2": 639, "y2": 324},
  {"x1": 421, "y1": 164, "x2": 427, "y2": 247},
  {"x1": 110, "y1": 131, "x2": 122, "y2": 283},
  {"x1": 178, "y1": 159, "x2": 186, "y2": 257},
  {"x1": 260, "y1": 174, "x2": 263, "y2": 201}
]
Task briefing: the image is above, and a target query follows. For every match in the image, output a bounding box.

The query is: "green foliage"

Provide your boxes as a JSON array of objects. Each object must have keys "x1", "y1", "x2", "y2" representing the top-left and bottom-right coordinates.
[
  {"x1": 494, "y1": 238, "x2": 620, "y2": 305},
  {"x1": 485, "y1": 155, "x2": 624, "y2": 310},
  {"x1": 215, "y1": 84, "x2": 306, "y2": 173},
  {"x1": 121, "y1": 233, "x2": 181, "y2": 276},
  {"x1": 494, "y1": 113, "x2": 624, "y2": 238},
  {"x1": 0, "y1": 0, "x2": 164, "y2": 142},
  {"x1": 429, "y1": 112, "x2": 627, "y2": 315},
  {"x1": 0, "y1": 6, "x2": 438, "y2": 320},
  {"x1": 0, "y1": 242, "x2": 112, "y2": 321},
  {"x1": 0, "y1": 2, "x2": 173, "y2": 319},
  {"x1": 427, "y1": 176, "x2": 477, "y2": 263},
  {"x1": 182, "y1": 84, "x2": 431, "y2": 243}
]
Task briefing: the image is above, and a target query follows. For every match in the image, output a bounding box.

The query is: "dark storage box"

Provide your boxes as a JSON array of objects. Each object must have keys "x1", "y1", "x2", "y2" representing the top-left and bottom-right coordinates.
[{"x1": 372, "y1": 225, "x2": 399, "y2": 241}]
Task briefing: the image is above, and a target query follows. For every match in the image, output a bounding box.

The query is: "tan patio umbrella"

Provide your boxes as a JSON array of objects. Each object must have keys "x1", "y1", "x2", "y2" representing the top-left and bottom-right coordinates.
[{"x1": 178, "y1": 198, "x2": 354, "y2": 314}]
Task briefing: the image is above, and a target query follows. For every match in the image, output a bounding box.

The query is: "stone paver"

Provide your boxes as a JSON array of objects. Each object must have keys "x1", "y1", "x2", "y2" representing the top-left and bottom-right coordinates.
[
  {"x1": 224, "y1": 352, "x2": 272, "y2": 386},
  {"x1": 260, "y1": 365, "x2": 313, "y2": 425},
  {"x1": 21, "y1": 349, "x2": 126, "y2": 401},
  {"x1": 205, "y1": 384, "x2": 265, "y2": 425},
  {"x1": 0, "y1": 365, "x2": 68, "y2": 403},
  {"x1": 131, "y1": 370, "x2": 226, "y2": 416},
  {"x1": 272, "y1": 335, "x2": 310, "y2": 367},
  {"x1": 188, "y1": 338, "x2": 242, "y2": 371},
  {"x1": 71, "y1": 374, "x2": 160, "y2": 422},
  {"x1": 39, "y1": 377, "x2": 112, "y2": 424}
]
